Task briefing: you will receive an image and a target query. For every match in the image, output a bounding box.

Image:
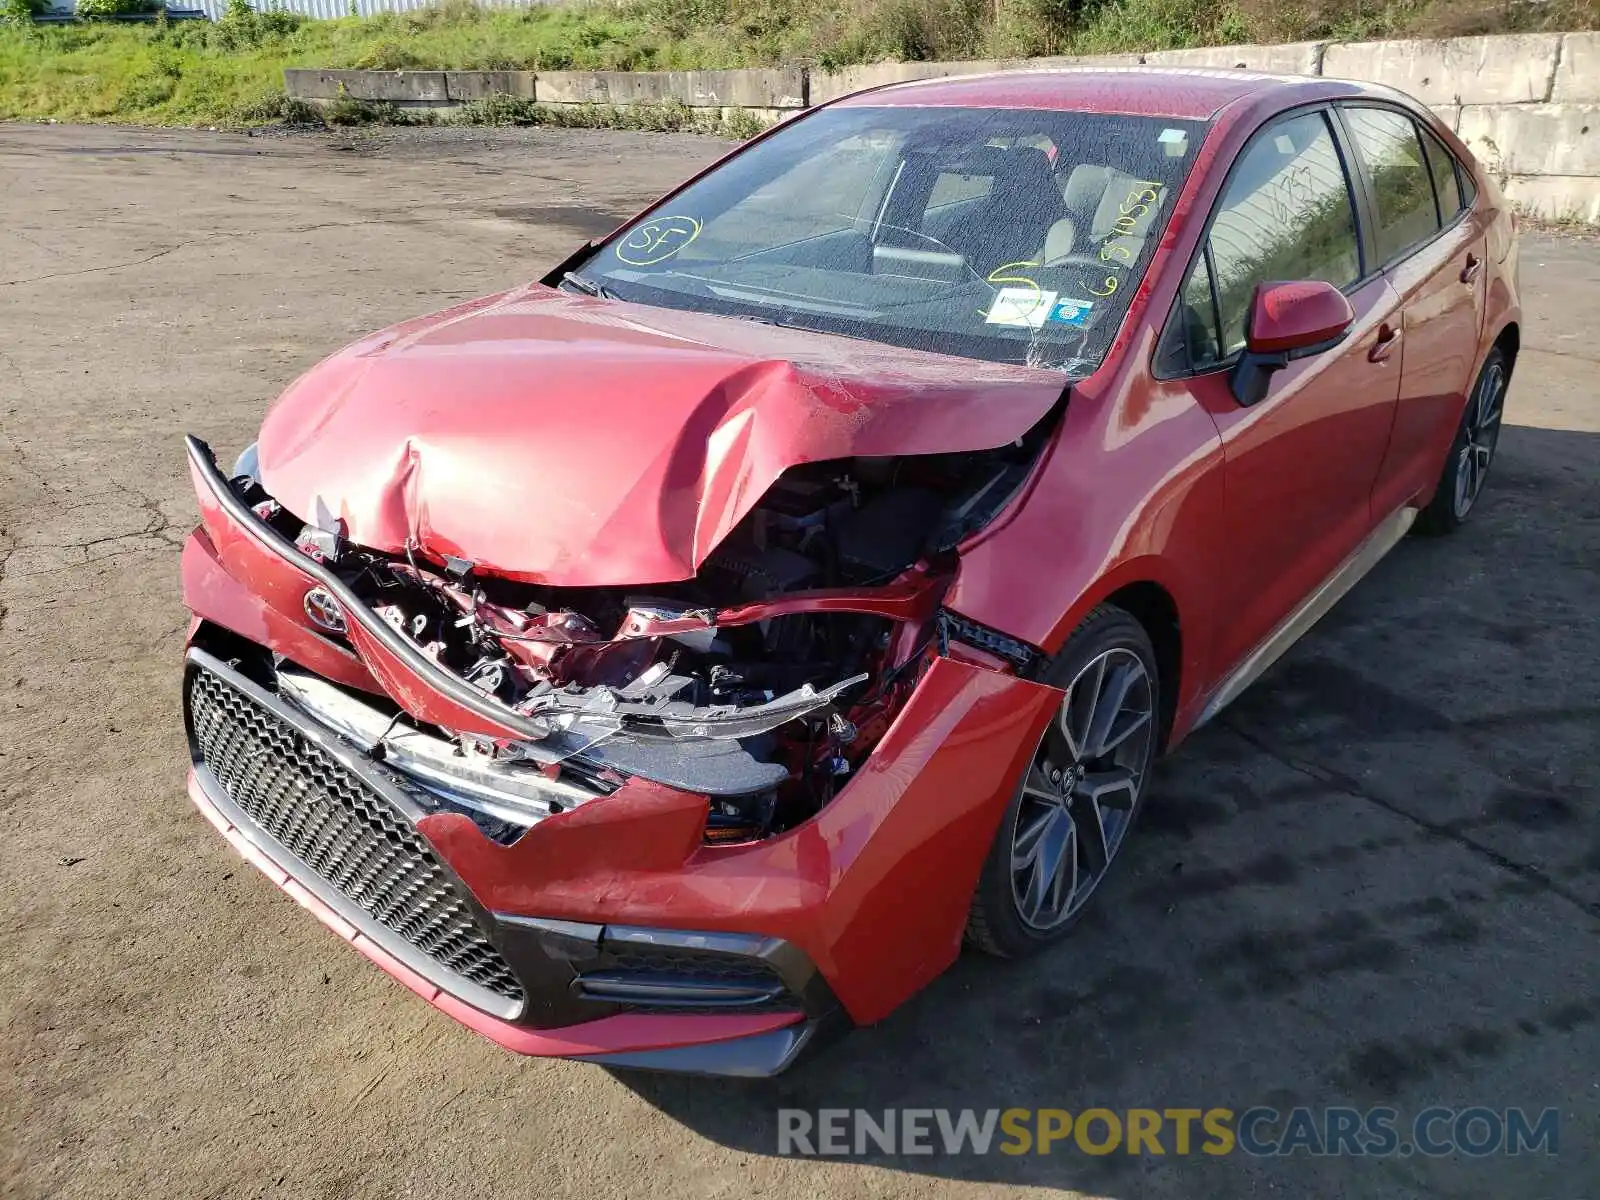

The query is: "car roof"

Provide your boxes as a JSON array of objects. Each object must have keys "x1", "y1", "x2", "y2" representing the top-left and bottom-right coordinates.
[{"x1": 830, "y1": 66, "x2": 1353, "y2": 121}]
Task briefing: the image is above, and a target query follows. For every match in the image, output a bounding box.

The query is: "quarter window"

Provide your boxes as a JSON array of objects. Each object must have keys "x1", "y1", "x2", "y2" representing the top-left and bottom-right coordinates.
[
  {"x1": 1179, "y1": 251, "x2": 1223, "y2": 369},
  {"x1": 1344, "y1": 107, "x2": 1442, "y2": 262}
]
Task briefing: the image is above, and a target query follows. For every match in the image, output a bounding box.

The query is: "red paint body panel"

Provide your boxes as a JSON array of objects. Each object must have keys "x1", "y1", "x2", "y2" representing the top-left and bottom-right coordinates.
[
  {"x1": 256, "y1": 289, "x2": 1066, "y2": 586},
  {"x1": 181, "y1": 530, "x2": 377, "y2": 692},
  {"x1": 1194, "y1": 273, "x2": 1405, "y2": 676},
  {"x1": 1372, "y1": 219, "x2": 1494, "y2": 519},
  {"x1": 1247, "y1": 280, "x2": 1356, "y2": 353},
  {"x1": 945, "y1": 332, "x2": 1229, "y2": 734},
  {"x1": 185, "y1": 478, "x2": 380, "y2": 695},
  {"x1": 837, "y1": 67, "x2": 1285, "y2": 120}
]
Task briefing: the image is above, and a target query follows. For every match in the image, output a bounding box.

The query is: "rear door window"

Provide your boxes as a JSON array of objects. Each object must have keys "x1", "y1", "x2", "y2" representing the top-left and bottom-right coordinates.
[
  {"x1": 1419, "y1": 127, "x2": 1465, "y2": 222},
  {"x1": 1344, "y1": 107, "x2": 1442, "y2": 263}
]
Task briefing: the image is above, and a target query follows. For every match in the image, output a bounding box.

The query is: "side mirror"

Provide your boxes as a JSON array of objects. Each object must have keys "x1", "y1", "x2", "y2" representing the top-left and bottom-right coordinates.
[{"x1": 1230, "y1": 280, "x2": 1356, "y2": 406}]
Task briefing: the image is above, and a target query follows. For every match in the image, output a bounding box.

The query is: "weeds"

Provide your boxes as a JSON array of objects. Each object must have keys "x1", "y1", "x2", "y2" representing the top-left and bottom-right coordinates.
[
  {"x1": 227, "y1": 90, "x2": 323, "y2": 123},
  {"x1": 1, "y1": 0, "x2": 48, "y2": 25},
  {"x1": 74, "y1": 0, "x2": 161, "y2": 17},
  {"x1": 209, "y1": 90, "x2": 769, "y2": 138},
  {"x1": 453, "y1": 93, "x2": 771, "y2": 138},
  {"x1": 3, "y1": 0, "x2": 1599, "y2": 127}
]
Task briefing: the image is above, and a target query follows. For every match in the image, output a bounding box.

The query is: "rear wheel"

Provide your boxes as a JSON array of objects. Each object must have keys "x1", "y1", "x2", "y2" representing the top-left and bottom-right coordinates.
[
  {"x1": 965, "y1": 605, "x2": 1160, "y2": 958},
  {"x1": 1416, "y1": 347, "x2": 1509, "y2": 536}
]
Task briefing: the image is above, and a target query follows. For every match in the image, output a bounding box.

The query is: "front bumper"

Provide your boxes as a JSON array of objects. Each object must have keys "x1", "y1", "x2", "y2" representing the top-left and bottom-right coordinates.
[
  {"x1": 184, "y1": 647, "x2": 841, "y2": 1075},
  {"x1": 187, "y1": 769, "x2": 818, "y2": 1072},
  {"x1": 180, "y1": 442, "x2": 1064, "y2": 1073}
]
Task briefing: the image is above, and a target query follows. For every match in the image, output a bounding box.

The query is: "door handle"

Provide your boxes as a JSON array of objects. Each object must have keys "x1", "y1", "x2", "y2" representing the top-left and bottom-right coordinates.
[
  {"x1": 1461, "y1": 253, "x2": 1483, "y2": 285},
  {"x1": 1369, "y1": 323, "x2": 1402, "y2": 363}
]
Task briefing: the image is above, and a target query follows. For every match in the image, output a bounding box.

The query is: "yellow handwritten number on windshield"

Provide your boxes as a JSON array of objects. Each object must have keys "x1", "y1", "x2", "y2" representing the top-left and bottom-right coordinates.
[{"x1": 979, "y1": 260, "x2": 1044, "y2": 319}]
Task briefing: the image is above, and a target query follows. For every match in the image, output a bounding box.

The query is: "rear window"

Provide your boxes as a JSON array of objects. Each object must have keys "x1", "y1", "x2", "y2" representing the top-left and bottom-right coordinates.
[
  {"x1": 572, "y1": 106, "x2": 1207, "y2": 374},
  {"x1": 1344, "y1": 106, "x2": 1441, "y2": 263}
]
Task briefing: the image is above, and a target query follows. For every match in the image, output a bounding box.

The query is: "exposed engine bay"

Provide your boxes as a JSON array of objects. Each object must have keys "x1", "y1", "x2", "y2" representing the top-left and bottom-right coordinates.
[{"x1": 223, "y1": 424, "x2": 1052, "y2": 843}]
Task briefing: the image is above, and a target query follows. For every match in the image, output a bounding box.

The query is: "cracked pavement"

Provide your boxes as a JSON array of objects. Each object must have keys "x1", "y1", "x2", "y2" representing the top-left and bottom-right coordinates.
[{"x1": 1, "y1": 122, "x2": 1597, "y2": 1200}]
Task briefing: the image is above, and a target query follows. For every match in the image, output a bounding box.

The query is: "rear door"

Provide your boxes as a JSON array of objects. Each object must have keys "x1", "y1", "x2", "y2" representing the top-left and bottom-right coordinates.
[
  {"x1": 1153, "y1": 107, "x2": 1405, "y2": 678},
  {"x1": 1339, "y1": 105, "x2": 1489, "y2": 516}
]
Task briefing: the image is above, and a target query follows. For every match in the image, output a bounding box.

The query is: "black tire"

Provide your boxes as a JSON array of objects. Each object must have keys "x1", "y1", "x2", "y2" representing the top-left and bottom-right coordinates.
[
  {"x1": 1415, "y1": 346, "x2": 1510, "y2": 536},
  {"x1": 965, "y1": 604, "x2": 1161, "y2": 959}
]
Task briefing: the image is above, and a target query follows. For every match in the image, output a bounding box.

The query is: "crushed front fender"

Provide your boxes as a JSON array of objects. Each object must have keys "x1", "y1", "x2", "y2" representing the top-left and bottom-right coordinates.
[{"x1": 419, "y1": 656, "x2": 1062, "y2": 1025}]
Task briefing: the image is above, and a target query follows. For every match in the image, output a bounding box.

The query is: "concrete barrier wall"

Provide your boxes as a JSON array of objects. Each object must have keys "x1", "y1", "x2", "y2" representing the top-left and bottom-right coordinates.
[
  {"x1": 1322, "y1": 33, "x2": 1563, "y2": 107},
  {"x1": 285, "y1": 68, "x2": 454, "y2": 104},
  {"x1": 535, "y1": 66, "x2": 806, "y2": 110},
  {"x1": 285, "y1": 30, "x2": 1600, "y2": 221}
]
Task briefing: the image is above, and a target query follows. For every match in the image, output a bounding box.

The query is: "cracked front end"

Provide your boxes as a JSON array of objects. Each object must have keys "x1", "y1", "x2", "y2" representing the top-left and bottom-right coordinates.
[{"x1": 179, "y1": 436, "x2": 1063, "y2": 1075}]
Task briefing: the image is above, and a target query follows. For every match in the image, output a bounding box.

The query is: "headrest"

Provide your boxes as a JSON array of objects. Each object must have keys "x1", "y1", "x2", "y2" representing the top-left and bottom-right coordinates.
[
  {"x1": 1062, "y1": 164, "x2": 1115, "y2": 216},
  {"x1": 935, "y1": 145, "x2": 1058, "y2": 195},
  {"x1": 1090, "y1": 170, "x2": 1166, "y2": 241}
]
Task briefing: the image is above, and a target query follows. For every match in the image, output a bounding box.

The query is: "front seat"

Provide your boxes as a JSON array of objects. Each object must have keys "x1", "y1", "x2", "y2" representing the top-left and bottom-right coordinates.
[
  {"x1": 1044, "y1": 163, "x2": 1167, "y2": 264},
  {"x1": 944, "y1": 147, "x2": 1067, "y2": 278}
]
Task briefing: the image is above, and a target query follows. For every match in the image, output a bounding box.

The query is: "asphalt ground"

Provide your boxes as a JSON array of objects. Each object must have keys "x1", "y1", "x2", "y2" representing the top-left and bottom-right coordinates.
[{"x1": 1, "y1": 121, "x2": 1597, "y2": 1200}]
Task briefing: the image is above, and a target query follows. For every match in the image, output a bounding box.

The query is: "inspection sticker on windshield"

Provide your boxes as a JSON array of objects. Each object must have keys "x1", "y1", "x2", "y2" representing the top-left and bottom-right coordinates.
[
  {"x1": 1050, "y1": 297, "x2": 1094, "y2": 328},
  {"x1": 985, "y1": 286, "x2": 1058, "y2": 328}
]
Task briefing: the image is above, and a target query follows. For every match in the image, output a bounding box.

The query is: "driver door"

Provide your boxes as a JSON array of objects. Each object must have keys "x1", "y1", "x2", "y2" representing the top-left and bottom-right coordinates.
[{"x1": 1158, "y1": 107, "x2": 1404, "y2": 678}]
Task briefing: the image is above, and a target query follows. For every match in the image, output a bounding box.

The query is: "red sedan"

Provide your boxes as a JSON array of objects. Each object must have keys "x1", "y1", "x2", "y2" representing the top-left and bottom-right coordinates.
[{"x1": 181, "y1": 67, "x2": 1519, "y2": 1075}]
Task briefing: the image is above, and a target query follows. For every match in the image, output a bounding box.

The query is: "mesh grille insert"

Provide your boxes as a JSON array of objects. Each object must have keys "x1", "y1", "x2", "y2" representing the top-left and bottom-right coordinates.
[
  {"x1": 602, "y1": 946, "x2": 786, "y2": 986},
  {"x1": 188, "y1": 666, "x2": 524, "y2": 1008}
]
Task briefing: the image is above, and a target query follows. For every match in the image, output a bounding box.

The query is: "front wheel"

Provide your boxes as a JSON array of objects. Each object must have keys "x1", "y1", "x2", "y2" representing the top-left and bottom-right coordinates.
[
  {"x1": 1416, "y1": 346, "x2": 1509, "y2": 535},
  {"x1": 965, "y1": 605, "x2": 1160, "y2": 958}
]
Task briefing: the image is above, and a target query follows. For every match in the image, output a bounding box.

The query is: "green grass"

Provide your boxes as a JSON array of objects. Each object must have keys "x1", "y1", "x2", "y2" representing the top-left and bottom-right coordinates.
[{"x1": 2, "y1": 0, "x2": 1598, "y2": 127}]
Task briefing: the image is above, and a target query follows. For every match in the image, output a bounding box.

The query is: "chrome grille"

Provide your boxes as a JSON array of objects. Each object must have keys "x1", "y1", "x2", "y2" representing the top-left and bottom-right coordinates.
[{"x1": 187, "y1": 666, "x2": 525, "y2": 1007}]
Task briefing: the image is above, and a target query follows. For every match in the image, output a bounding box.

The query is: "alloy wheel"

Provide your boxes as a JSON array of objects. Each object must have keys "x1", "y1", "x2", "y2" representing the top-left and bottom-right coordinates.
[
  {"x1": 1009, "y1": 647, "x2": 1155, "y2": 930},
  {"x1": 1453, "y1": 358, "x2": 1506, "y2": 519}
]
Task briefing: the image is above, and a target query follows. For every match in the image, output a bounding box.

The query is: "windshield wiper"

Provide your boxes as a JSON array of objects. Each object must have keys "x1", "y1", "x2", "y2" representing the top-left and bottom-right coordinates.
[
  {"x1": 561, "y1": 272, "x2": 618, "y2": 300},
  {"x1": 727, "y1": 311, "x2": 882, "y2": 345}
]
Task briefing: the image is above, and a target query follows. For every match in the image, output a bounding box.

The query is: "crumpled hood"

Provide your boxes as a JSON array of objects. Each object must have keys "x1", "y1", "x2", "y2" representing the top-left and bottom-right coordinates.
[{"x1": 257, "y1": 285, "x2": 1065, "y2": 586}]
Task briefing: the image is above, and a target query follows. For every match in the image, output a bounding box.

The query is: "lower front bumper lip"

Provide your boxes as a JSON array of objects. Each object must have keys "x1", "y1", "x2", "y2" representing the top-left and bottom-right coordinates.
[
  {"x1": 186, "y1": 765, "x2": 809, "y2": 1070},
  {"x1": 574, "y1": 1022, "x2": 824, "y2": 1077}
]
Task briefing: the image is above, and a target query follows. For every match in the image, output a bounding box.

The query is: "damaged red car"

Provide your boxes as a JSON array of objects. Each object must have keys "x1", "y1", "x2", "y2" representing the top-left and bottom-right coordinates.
[{"x1": 181, "y1": 68, "x2": 1519, "y2": 1075}]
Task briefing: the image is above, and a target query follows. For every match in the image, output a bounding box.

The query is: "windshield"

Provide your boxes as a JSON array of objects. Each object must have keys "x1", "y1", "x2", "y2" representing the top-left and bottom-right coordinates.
[{"x1": 571, "y1": 105, "x2": 1206, "y2": 374}]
